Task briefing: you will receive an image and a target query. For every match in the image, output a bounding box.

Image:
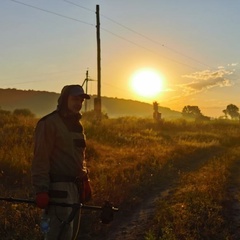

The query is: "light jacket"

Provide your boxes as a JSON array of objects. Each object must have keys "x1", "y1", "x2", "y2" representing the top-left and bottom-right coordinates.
[{"x1": 31, "y1": 111, "x2": 87, "y2": 193}]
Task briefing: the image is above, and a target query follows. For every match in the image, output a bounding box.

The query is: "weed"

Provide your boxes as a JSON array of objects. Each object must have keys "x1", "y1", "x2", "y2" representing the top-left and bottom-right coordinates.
[{"x1": 1, "y1": 114, "x2": 240, "y2": 239}]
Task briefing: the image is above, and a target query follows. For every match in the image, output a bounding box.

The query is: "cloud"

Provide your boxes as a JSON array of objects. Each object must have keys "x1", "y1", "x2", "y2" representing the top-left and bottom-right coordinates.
[
  {"x1": 181, "y1": 69, "x2": 233, "y2": 95},
  {"x1": 228, "y1": 63, "x2": 238, "y2": 67}
]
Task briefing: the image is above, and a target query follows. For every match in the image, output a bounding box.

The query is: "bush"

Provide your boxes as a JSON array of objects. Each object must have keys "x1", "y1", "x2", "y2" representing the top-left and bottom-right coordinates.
[{"x1": 13, "y1": 108, "x2": 35, "y2": 118}]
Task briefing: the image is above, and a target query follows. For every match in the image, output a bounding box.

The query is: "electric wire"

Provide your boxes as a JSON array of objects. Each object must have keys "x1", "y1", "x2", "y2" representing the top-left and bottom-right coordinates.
[
  {"x1": 8, "y1": 0, "x2": 94, "y2": 26},
  {"x1": 62, "y1": 0, "x2": 93, "y2": 13},
  {"x1": 8, "y1": 0, "x2": 210, "y2": 72},
  {"x1": 5, "y1": 0, "x2": 219, "y2": 94},
  {"x1": 102, "y1": 16, "x2": 212, "y2": 69},
  {"x1": 0, "y1": 69, "x2": 87, "y2": 87},
  {"x1": 62, "y1": 0, "x2": 213, "y2": 69},
  {"x1": 101, "y1": 27, "x2": 201, "y2": 71}
]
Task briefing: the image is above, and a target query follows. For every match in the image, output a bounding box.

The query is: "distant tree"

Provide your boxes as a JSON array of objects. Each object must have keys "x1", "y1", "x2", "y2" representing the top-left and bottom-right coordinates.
[
  {"x1": 13, "y1": 108, "x2": 35, "y2": 118},
  {"x1": 0, "y1": 107, "x2": 11, "y2": 116},
  {"x1": 223, "y1": 104, "x2": 239, "y2": 120},
  {"x1": 182, "y1": 105, "x2": 202, "y2": 119},
  {"x1": 222, "y1": 109, "x2": 228, "y2": 119},
  {"x1": 0, "y1": 107, "x2": 12, "y2": 127}
]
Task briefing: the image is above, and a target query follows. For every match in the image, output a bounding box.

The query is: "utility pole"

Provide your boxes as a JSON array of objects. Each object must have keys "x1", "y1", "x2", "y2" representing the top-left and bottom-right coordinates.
[
  {"x1": 95, "y1": 4, "x2": 102, "y2": 119},
  {"x1": 82, "y1": 70, "x2": 95, "y2": 112}
]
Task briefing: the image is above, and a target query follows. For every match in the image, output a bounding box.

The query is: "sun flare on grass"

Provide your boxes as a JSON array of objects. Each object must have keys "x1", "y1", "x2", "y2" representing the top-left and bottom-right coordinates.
[{"x1": 130, "y1": 68, "x2": 164, "y2": 97}]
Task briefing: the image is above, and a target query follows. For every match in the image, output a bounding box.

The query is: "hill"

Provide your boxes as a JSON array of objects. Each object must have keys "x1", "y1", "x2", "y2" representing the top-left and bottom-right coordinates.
[{"x1": 0, "y1": 88, "x2": 181, "y2": 119}]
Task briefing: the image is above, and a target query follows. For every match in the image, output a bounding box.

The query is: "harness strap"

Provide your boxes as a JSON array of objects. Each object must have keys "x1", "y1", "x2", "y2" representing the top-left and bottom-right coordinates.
[
  {"x1": 50, "y1": 174, "x2": 84, "y2": 197},
  {"x1": 50, "y1": 175, "x2": 81, "y2": 183}
]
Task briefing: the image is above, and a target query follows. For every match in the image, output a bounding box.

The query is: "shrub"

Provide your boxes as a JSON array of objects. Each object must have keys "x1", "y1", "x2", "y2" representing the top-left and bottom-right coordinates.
[{"x1": 13, "y1": 108, "x2": 35, "y2": 118}]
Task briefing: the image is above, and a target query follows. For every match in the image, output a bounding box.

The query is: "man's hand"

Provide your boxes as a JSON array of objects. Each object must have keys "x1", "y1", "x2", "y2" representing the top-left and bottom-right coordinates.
[
  {"x1": 80, "y1": 174, "x2": 92, "y2": 203},
  {"x1": 36, "y1": 192, "x2": 49, "y2": 209},
  {"x1": 83, "y1": 178, "x2": 92, "y2": 202}
]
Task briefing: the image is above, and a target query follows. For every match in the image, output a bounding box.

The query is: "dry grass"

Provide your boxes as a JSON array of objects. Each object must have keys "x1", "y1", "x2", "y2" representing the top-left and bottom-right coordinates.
[
  {"x1": 1, "y1": 113, "x2": 240, "y2": 239},
  {"x1": 153, "y1": 156, "x2": 231, "y2": 240}
]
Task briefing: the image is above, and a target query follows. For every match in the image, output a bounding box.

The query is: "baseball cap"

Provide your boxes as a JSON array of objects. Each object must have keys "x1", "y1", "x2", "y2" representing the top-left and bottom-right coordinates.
[{"x1": 68, "y1": 85, "x2": 90, "y2": 99}]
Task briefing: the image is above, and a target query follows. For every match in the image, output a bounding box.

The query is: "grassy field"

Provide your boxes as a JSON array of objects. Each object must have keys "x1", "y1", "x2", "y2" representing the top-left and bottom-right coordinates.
[{"x1": 0, "y1": 112, "x2": 240, "y2": 239}]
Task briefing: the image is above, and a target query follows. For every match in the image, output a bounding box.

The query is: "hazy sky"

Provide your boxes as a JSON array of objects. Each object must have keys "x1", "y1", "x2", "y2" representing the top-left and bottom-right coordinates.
[{"x1": 1, "y1": 0, "x2": 240, "y2": 117}]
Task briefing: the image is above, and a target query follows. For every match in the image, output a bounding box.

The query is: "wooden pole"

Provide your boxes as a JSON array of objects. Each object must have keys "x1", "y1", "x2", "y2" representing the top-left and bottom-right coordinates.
[{"x1": 95, "y1": 4, "x2": 101, "y2": 118}]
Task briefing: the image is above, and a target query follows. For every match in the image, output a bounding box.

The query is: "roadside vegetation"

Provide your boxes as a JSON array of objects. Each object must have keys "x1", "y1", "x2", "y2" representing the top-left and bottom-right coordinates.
[{"x1": 0, "y1": 108, "x2": 240, "y2": 239}]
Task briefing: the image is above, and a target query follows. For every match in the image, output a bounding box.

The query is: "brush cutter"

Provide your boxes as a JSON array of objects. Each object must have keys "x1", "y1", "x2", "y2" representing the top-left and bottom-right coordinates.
[
  {"x1": 0, "y1": 197, "x2": 118, "y2": 239},
  {"x1": 0, "y1": 197, "x2": 118, "y2": 223}
]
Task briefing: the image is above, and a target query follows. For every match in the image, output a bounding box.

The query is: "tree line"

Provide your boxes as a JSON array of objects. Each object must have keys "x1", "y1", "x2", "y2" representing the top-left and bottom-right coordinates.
[
  {"x1": 0, "y1": 107, "x2": 35, "y2": 117},
  {"x1": 182, "y1": 104, "x2": 240, "y2": 120}
]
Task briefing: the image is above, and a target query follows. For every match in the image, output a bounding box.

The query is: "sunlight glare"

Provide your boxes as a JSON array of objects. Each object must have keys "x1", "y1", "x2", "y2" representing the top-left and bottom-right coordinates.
[{"x1": 131, "y1": 69, "x2": 164, "y2": 97}]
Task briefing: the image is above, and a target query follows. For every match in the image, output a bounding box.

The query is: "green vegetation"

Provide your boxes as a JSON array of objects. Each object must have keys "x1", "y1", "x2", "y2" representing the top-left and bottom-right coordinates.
[{"x1": 1, "y1": 110, "x2": 240, "y2": 239}]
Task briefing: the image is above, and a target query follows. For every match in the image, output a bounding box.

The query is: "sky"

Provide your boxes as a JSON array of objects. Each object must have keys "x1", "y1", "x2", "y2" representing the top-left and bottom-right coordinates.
[{"x1": 1, "y1": 0, "x2": 240, "y2": 118}]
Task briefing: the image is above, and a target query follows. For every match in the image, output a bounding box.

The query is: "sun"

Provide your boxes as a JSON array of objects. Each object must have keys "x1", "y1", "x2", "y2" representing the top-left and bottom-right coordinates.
[{"x1": 130, "y1": 69, "x2": 164, "y2": 97}]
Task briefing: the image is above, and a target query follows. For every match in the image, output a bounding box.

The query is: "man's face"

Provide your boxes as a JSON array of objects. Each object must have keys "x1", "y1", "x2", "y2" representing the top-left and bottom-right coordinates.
[{"x1": 67, "y1": 95, "x2": 84, "y2": 113}]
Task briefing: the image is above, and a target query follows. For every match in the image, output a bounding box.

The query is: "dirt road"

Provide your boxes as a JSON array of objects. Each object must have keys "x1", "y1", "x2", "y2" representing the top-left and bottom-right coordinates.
[
  {"x1": 79, "y1": 147, "x2": 240, "y2": 240},
  {"x1": 225, "y1": 158, "x2": 240, "y2": 240},
  {"x1": 100, "y1": 148, "x2": 226, "y2": 240}
]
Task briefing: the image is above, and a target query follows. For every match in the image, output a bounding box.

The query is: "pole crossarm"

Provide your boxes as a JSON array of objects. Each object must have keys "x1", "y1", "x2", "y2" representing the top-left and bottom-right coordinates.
[{"x1": 82, "y1": 78, "x2": 96, "y2": 87}]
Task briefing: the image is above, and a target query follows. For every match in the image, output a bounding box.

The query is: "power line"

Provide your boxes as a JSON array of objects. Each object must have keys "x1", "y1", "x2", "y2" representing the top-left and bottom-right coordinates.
[
  {"x1": 8, "y1": 0, "x2": 212, "y2": 72},
  {"x1": 100, "y1": 15, "x2": 212, "y2": 69},
  {"x1": 8, "y1": 0, "x2": 94, "y2": 26},
  {"x1": 61, "y1": 0, "x2": 205, "y2": 71},
  {"x1": 0, "y1": 69, "x2": 85, "y2": 84},
  {"x1": 62, "y1": 0, "x2": 93, "y2": 13},
  {"x1": 101, "y1": 27, "x2": 202, "y2": 71},
  {"x1": 62, "y1": 0, "x2": 213, "y2": 70}
]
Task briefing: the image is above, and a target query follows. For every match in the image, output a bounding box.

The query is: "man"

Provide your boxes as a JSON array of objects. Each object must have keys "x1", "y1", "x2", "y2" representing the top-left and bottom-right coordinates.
[{"x1": 32, "y1": 84, "x2": 92, "y2": 240}]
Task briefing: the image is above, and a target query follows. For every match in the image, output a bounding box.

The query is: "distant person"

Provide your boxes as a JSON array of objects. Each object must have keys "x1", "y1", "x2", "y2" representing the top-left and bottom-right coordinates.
[{"x1": 31, "y1": 84, "x2": 92, "y2": 240}]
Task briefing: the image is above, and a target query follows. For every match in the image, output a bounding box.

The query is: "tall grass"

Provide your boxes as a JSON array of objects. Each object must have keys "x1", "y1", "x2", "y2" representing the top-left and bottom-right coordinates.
[
  {"x1": 143, "y1": 121, "x2": 240, "y2": 240},
  {"x1": 1, "y1": 113, "x2": 240, "y2": 239},
  {"x1": 150, "y1": 154, "x2": 234, "y2": 240},
  {"x1": 0, "y1": 114, "x2": 40, "y2": 239}
]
